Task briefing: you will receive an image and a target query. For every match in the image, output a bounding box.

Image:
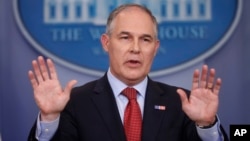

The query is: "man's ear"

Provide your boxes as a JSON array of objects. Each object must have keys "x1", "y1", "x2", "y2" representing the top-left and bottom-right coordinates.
[
  {"x1": 100, "y1": 34, "x2": 109, "y2": 52},
  {"x1": 154, "y1": 40, "x2": 160, "y2": 56}
]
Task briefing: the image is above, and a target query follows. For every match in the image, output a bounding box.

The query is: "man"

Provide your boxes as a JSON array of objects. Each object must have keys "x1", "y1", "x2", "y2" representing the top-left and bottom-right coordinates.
[{"x1": 28, "y1": 3, "x2": 228, "y2": 141}]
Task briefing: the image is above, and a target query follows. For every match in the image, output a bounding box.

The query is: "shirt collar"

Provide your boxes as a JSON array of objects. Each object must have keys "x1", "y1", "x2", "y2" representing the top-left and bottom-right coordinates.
[{"x1": 107, "y1": 68, "x2": 147, "y2": 98}]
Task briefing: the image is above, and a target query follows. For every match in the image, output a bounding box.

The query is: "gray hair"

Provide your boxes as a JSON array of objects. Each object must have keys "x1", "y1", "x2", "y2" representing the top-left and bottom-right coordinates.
[{"x1": 106, "y1": 3, "x2": 158, "y2": 38}]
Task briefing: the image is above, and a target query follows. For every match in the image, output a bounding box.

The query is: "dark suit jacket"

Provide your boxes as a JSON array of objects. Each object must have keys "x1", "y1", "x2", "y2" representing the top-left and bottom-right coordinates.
[{"x1": 28, "y1": 74, "x2": 228, "y2": 141}]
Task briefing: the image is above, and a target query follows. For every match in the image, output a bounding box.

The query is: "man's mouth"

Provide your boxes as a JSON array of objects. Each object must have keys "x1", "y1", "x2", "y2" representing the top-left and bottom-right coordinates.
[
  {"x1": 126, "y1": 60, "x2": 141, "y2": 67},
  {"x1": 129, "y1": 60, "x2": 139, "y2": 63}
]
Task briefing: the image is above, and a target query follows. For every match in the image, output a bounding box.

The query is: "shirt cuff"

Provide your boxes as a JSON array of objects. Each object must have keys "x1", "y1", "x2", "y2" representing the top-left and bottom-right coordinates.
[
  {"x1": 35, "y1": 113, "x2": 60, "y2": 141},
  {"x1": 196, "y1": 117, "x2": 224, "y2": 141}
]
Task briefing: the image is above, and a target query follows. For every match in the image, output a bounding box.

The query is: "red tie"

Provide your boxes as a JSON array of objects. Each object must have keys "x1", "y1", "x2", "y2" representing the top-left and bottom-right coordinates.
[{"x1": 122, "y1": 87, "x2": 142, "y2": 141}]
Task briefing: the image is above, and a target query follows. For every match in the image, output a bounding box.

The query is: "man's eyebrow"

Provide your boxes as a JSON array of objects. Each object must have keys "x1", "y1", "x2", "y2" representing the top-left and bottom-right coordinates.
[
  {"x1": 118, "y1": 31, "x2": 153, "y2": 39},
  {"x1": 141, "y1": 34, "x2": 153, "y2": 39},
  {"x1": 118, "y1": 31, "x2": 130, "y2": 36}
]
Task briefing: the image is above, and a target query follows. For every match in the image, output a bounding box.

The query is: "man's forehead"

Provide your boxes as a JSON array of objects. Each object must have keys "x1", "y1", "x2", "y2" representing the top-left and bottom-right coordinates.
[{"x1": 108, "y1": 6, "x2": 157, "y2": 38}]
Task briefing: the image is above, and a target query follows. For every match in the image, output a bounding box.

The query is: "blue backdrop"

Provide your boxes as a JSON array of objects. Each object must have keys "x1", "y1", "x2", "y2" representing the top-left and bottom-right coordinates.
[{"x1": 1, "y1": 0, "x2": 250, "y2": 140}]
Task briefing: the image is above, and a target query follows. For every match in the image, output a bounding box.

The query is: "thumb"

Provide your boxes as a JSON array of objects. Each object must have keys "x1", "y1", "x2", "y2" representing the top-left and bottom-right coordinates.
[
  {"x1": 177, "y1": 89, "x2": 189, "y2": 106},
  {"x1": 64, "y1": 80, "x2": 78, "y2": 95}
]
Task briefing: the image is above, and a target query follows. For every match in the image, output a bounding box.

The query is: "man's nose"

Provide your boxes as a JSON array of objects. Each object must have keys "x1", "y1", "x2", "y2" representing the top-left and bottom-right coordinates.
[{"x1": 130, "y1": 39, "x2": 140, "y2": 53}]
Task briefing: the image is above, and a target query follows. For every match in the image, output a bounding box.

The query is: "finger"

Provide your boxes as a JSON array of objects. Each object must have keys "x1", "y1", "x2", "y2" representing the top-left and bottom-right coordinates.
[
  {"x1": 213, "y1": 78, "x2": 222, "y2": 95},
  {"x1": 192, "y1": 69, "x2": 200, "y2": 90},
  {"x1": 177, "y1": 89, "x2": 189, "y2": 106},
  {"x1": 47, "y1": 59, "x2": 58, "y2": 80},
  {"x1": 38, "y1": 56, "x2": 50, "y2": 80},
  {"x1": 64, "y1": 80, "x2": 78, "y2": 95},
  {"x1": 32, "y1": 59, "x2": 43, "y2": 83},
  {"x1": 200, "y1": 65, "x2": 208, "y2": 88},
  {"x1": 207, "y1": 68, "x2": 215, "y2": 89},
  {"x1": 28, "y1": 70, "x2": 38, "y2": 89}
]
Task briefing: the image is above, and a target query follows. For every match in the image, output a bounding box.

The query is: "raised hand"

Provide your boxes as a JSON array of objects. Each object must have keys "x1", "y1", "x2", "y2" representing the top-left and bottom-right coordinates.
[
  {"x1": 177, "y1": 65, "x2": 221, "y2": 126},
  {"x1": 28, "y1": 56, "x2": 77, "y2": 121}
]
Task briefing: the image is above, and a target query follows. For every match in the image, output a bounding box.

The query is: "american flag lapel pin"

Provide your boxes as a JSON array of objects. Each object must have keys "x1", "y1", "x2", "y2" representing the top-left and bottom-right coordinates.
[{"x1": 154, "y1": 105, "x2": 166, "y2": 110}]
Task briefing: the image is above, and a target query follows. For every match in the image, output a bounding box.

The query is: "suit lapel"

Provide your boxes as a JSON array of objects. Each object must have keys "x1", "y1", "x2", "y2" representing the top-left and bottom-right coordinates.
[
  {"x1": 141, "y1": 78, "x2": 167, "y2": 141},
  {"x1": 91, "y1": 74, "x2": 126, "y2": 141}
]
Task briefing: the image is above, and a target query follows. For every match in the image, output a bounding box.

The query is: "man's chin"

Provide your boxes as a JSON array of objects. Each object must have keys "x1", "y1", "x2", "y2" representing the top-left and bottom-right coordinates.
[{"x1": 124, "y1": 73, "x2": 146, "y2": 84}]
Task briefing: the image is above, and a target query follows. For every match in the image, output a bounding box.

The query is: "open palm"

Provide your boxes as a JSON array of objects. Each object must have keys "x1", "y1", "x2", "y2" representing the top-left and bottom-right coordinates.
[
  {"x1": 28, "y1": 56, "x2": 77, "y2": 121},
  {"x1": 177, "y1": 65, "x2": 221, "y2": 126}
]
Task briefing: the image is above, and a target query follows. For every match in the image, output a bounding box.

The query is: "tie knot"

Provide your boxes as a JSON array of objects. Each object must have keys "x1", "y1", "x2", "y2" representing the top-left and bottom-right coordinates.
[{"x1": 122, "y1": 87, "x2": 137, "y2": 100}]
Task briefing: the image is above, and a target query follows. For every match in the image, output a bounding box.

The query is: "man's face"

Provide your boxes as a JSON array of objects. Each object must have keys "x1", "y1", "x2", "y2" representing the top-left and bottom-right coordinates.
[{"x1": 101, "y1": 7, "x2": 159, "y2": 86}]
